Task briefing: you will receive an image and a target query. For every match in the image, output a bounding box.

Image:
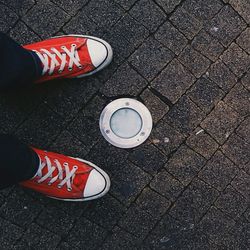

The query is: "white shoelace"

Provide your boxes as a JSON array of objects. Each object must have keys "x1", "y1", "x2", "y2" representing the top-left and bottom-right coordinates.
[
  {"x1": 35, "y1": 44, "x2": 82, "y2": 75},
  {"x1": 36, "y1": 156, "x2": 78, "y2": 191}
]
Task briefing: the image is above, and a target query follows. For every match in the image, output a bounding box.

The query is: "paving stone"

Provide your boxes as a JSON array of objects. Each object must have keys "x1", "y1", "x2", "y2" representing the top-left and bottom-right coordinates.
[
  {"x1": 186, "y1": 127, "x2": 219, "y2": 159},
  {"x1": 178, "y1": 45, "x2": 211, "y2": 78},
  {"x1": 155, "y1": 0, "x2": 181, "y2": 14},
  {"x1": 150, "y1": 116, "x2": 186, "y2": 155},
  {"x1": 118, "y1": 205, "x2": 158, "y2": 240},
  {"x1": 201, "y1": 101, "x2": 243, "y2": 145},
  {"x1": 166, "y1": 96, "x2": 205, "y2": 135},
  {"x1": 192, "y1": 30, "x2": 224, "y2": 62},
  {"x1": 207, "y1": 60, "x2": 237, "y2": 91},
  {"x1": 205, "y1": 5, "x2": 247, "y2": 47},
  {"x1": 129, "y1": 37, "x2": 174, "y2": 81},
  {"x1": 135, "y1": 188, "x2": 171, "y2": 217},
  {"x1": 221, "y1": 42, "x2": 250, "y2": 77},
  {"x1": 102, "y1": 226, "x2": 140, "y2": 249},
  {"x1": 231, "y1": 170, "x2": 250, "y2": 199},
  {"x1": 68, "y1": 96, "x2": 105, "y2": 148},
  {"x1": 44, "y1": 77, "x2": 102, "y2": 120},
  {"x1": 49, "y1": 130, "x2": 89, "y2": 158},
  {"x1": 114, "y1": 0, "x2": 137, "y2": 10},
  {"x1": 0, "y1": 188, "x2": 42, "y2": 228},
  {"x1": 140, "y1": 88, "x2": 169, "y2": 123},
  {"x1": 9, "y1": 21, "x2": 40, "y2": 45},
  {"x1": 215, "y1": 185, "x2": 247, "y2": 219},
  {"x1": 150, "y1": 170, "x2": 184, "y2": 201},
  {"x1": 170, "y1": 6, "x2": 202, "y2": 40},
  {"x1": 244, "y1": 208, "x2": 250, "y2": 221},
  {"x1": 36, "y1": 206, "x2": 75, "y2": 236},
  {"x1": 101, "y1": 63, "x2": 148, "y2": 97},
  {"x1": 16, "y1": 223, "x2": 61, "y2": 249},
  {"x1": 236, "y1": 117, "x2": 250, "y2": 140},
  {"x1": 0, "y1": 3, "x2": 18, "y2": 33},
  {"x1": 129, "y1": 0, "x2": 166, "y2": 32},
  {"x1": 188, "y1": 76, "x2": 225, "y2": 113},
  {"x1": 63, "y1": 10, "x2": 101, "y2": 36},
  {"x1": 83, "y1": 194, "x2": 126, "y2": 230},
  {"x1": 16, "y1": 103, "x2": 66, "y2": 148},
  {"x1": 222, "y1": 133, "x2": 249, "y2": 165},
  {"x1": 0, "y1": 217, "x2": 24, "y2": 249},
  {"x1": 145, "y1": 214, "x2": 210, "y2": 250},
  {"x1": 84, "y1": 0, "x2": 124, "y2": 32},
  {"x1": 155, "y1": 21, "x2": 188, "y2": 55},
  {"x1": 22, "y1": 0, "x2": 70, "y2": 38},
  {"x1": 198, "y1": 206, "x2": 236, "y2": 244},
  {"x1": 1, "y1": 0, "x2": 35, "y2": 16},
  {"x1": 229, "y1": 0, "x2": 250, "y2": 24},
  {"x1": 166, "y1": 144, "x2": 206, "y2": 185},
  {"x1": 199, "y1": 151, "x2": 238, "y2": 191},
  {"x1": 242, "y1": 161, "x2": 250, "y2": 175},
  {"x1": 51, "y1": 0, "x2": 88, "y2": 14},
  {"x1": 66, "y1": 217, "x2": 107, "y2": 249},
  {"x1": 182, "y1": 0, "x2": 223, "y2": 21},
  {"x1": 151, "y1": 59, "x2": 196, "y2": 103},
  {"x1": 241, "y1": 71, "x2": 250, "y2": 91},
  {"x1": 170, "y1": 178, "x2": 219, "y2": 224},
  {"x1": 129, "y1": 143, "x2": 168, "y2": 174},
  {"x1": 237, "y1": 27, "x2": 250, "y2": 54},
  {"x1": 224, "y1": 83, "x2": 250, "y2": 116}
]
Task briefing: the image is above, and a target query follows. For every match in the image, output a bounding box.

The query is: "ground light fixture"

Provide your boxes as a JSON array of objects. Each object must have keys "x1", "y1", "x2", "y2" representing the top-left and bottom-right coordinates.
[{"x1": 99, "y1": 98, "x2": 153, "y2": 148}]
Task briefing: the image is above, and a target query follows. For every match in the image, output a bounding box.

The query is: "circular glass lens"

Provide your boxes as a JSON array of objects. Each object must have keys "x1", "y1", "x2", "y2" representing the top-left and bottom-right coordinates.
[{"x1": 110, "y1": 108, "x2": 142, "y2": 139}]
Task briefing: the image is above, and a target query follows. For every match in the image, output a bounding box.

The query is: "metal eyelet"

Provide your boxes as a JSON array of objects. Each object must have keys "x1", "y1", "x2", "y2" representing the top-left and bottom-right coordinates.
[
  {"x1": 71, "y1": 44, "x2": 76, "y2": 47},
  {"x1": 58, "y1": 69, "x2": 63, "y2": 73},
  {"x1": 47, "y1": 182, "x2": 52, "y2": 186},
  {"x1": 68, "y1": 67, "x2": 73, "y2": 71},
  {"x1": 61, "y1": 46, "x2": 66, "y2": 49},
  {"x1": 57, "y1": 185, "x2": 62, "y2": 189},
  {"x1": 63, "y1": 162, "x2": 69, "y2": 167},
  {"x1": 67, "y1": 187, "x2": 72, "y2": 192},
  {"x1": 78, "y1": 65, "x2": 82, "y2": 69},
  {"x1": 73, "y1": 166, "x2": 78, "y2": 170}
]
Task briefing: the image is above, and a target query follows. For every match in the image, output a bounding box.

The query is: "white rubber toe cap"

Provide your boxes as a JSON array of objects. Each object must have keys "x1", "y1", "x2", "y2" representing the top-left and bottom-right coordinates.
[
  {"x1": 87, "y1": 39, "x2": 108, "y2": 68},
  {"x1": 83, "y1": 169, "x2": 107, "y2": 198}
]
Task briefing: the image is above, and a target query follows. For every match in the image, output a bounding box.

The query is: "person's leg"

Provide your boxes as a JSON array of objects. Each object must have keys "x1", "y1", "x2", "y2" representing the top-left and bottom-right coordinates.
[
  {"x1": 0, "y1": 134, "x2": 39, "y2": 189},
  {"x1": 0, "y1": 32, "x2": 42, "y2": 90}
]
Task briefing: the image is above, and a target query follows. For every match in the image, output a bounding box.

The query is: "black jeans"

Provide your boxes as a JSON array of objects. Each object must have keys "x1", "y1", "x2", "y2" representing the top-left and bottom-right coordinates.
[{"x1": 0, "y1": 32, "x2": 42, "y2": 189}]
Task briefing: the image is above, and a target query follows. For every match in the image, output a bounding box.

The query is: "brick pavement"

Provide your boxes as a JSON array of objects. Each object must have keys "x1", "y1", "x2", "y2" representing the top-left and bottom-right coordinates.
[{"x1": 0, "y1": 0, "x2": 249, "y2": 249}]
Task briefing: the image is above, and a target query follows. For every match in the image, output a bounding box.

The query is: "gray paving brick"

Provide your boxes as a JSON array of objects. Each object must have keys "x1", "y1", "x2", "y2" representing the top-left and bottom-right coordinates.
[
  {"x1": 155, "y1": 0, "x2": 182, "y2": 14},
  {"x1": 129, "y1": 37, "x2": 174, "y2": 81},
  {"x1": 241, "y1": 71, "x2": 250, "y2": 91},
  {"x1": 170, "y1": 178, "x2": 219, "y2": 224},
  {"x1": 199, "y1": 151, "x2": 239, "y2": 191},
  {"x1": 166, "y1": 96, "x2": 205, "y2": 135},
  {"x1": 221, "y1": 42, "x2": 250, "y2": 77},
  {"x1": 129, "y1": 143, "x2": 168, "y2": 174},
  {"x1": 101, "y1": 63, "x2": 148, "y2": 97},
  {"x1": 140, "y1": 88, "x2": 169, "y2": 123},
  {"x1": 231, "y1": 170, "x2": 250, "y2": 199},
  {"x1": 207, "y1": 59, "x2": 237, "y2": 91},
  {"x1": 215, "y1": 185, "x2": 248, "y2": 219},
  {"x1": 22, "y1": 0, "x2": 70, "y2": 38},
  {"x1": 222, "y1": 133, "x2": 249, "y2": 165},
  {"x1": 166, "y1": 144, "x2": 206, "y2": 185},
  {"x1": 114, "y1": 0, "x2": 137, "y2": 10},
  {"x1": 152, "y1": 59, "x2": 196, "y2": 103},
  {"x1": 178, "y1": 45, "x2": 211, "y2": 78},
  {"x1": 224, "y1": 82, "x2": 250, "y2": 116},
  {"x1": 170, "y1": 6, "x2": 202, "y2": 40},
  {"x1": 0, "y1": 3, "x2": 18, "y2": 33},
  {"x1": 237, "y1": 27, "x2": 250, "y2": 54},
  {"x1": 201, "y1": 101, "x2": 243, "y2": 145},
  {"x1": 155, "y1": 21, "x2": 188, "y2": 55},
  {"x1": 192, "y1": 30, "x2": 225, "y2": 62},
  {"x1": 1, "y1": 0, "x2": 35, "y2": 16},
  {"x1": 188, "y1": 76, "x2": 225, "y2": 113},
  {"x1": 205, "y1": 5, "x2": 247, "y2": 47},
  {"x1": 129, "y1": 0, "x2": 166, "y2": 32},
  {"x1": 236, "y1": 117, "x2": 250, "y2": 141},
  {"x1": 150, "y1": 116, "x2": 185, "y2": 155},
  {"x1": 118, "y1": 205, "x2": 158, "y2": 239},
  {"x1": 186, "y1": 127, "x2": 219, "y2": 159},
  {"x1": 182, "y1": 0, "x2": 223, "y2": 21},
  {"x1": 150, "y1": 170, "x2": 184, "y2": 201},
  {"x1": 230, "y1": 0, "x2": 250, "y2": 24},
  {"x1": 51, "y1": 0, "x2": 88, "y2": 14}
]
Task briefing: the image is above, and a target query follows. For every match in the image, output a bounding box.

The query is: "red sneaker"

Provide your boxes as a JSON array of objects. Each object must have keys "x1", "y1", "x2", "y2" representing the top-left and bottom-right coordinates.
[
  {"x1": 24, "y1": 35, "x2": 113, "y2": 83},
  {"x1": 20, "y1": 148, "x2": 110, "y2": 201}
]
